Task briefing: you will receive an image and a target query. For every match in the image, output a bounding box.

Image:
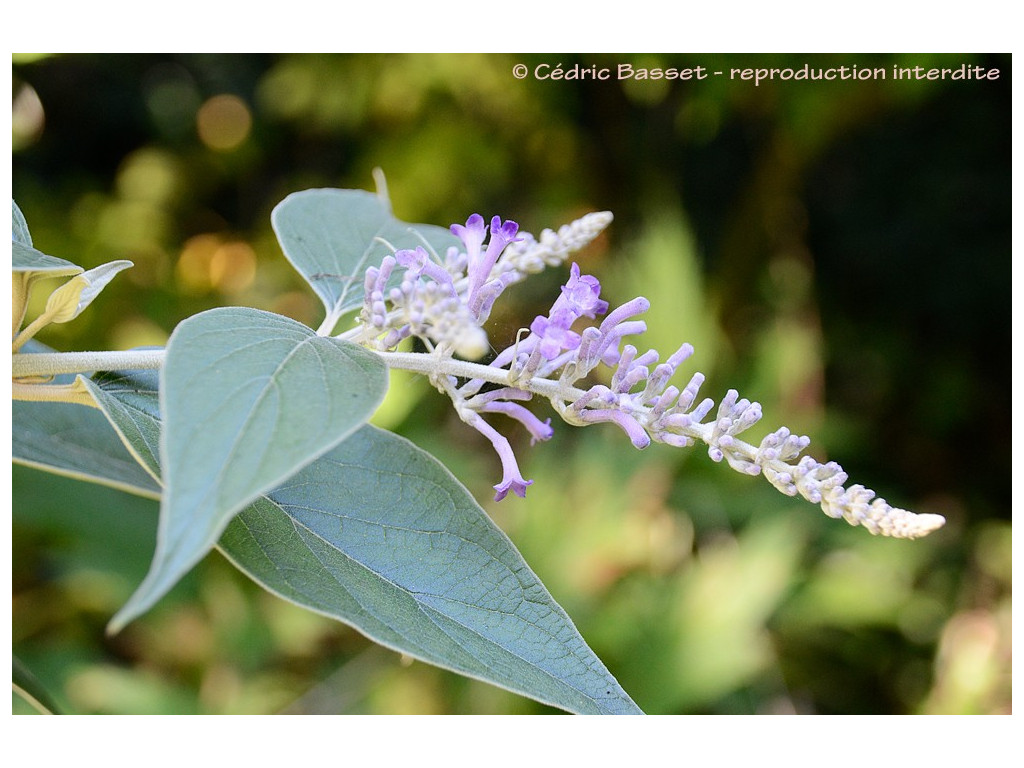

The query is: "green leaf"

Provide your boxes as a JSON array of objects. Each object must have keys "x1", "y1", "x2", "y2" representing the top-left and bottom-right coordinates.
[
  {"x1": 12, "y1": 399, "x2": 162, "y2": 498},
  {"x1": 109, "y1": 307, "x2": 388, "y2": 633},
  {"x1": 220, "y1": 425, "x2": 644, "y2": 715},
  {"x1": 19, "y1": 370, "x2": 642, "y2": 713},
  {"x1": 270, "y1": 188, "x2": 460, "y2": 325}
]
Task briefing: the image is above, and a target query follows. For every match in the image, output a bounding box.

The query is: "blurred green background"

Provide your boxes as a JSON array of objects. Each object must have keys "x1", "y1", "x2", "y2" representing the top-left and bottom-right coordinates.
[{"x1": 12, "y1": 53, "x2": 1010, "y2": 715}]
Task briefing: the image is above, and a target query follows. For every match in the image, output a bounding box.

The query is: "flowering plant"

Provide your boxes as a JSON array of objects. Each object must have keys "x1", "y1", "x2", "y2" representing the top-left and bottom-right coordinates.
[
  {"x1": 11, "y1": 180, "x2": 944, "y2": 715},
  {"x1": 351, "y1": 208, "x2": 944, "y2": 540}
]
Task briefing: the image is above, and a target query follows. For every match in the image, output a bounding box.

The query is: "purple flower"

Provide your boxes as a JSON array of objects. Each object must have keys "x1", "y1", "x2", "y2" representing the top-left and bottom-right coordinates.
[
  {"x1": 590, "y1": 297, "x2": 650, "y2": 367},
  {"x1": 560, "y1": 262, "x2": 608, "y2": 318},
  {"x1": 487, "y1": 215, "x2": 521, "y2": 254},
  {"x1": 452, "y1": 214, "x2": 520, "y2": 316},
  {"x1": 471, "y1": 388, "x2": 555, "y2": 445},
  {"x1": 461, "y1": 410, "x2": 534, "y2": 501},
  {"x1": 529, "y1": 309, "x2": 581, "y2": 360},
  {"x1": 450, "y1": 214, "x2": 487, "y2": 265},
  {"x1": 470, "y1": 269, "x2": 520, "y2": 321},
  {"x1": 494, "y1": 474, "x2": 532, "y2": 502},
  {"x1": 568, "y1": 385, "x2": 650, "y2": 448},
  {"x1": 521, "y1": 263, "x2": 611, "y2": 361}
]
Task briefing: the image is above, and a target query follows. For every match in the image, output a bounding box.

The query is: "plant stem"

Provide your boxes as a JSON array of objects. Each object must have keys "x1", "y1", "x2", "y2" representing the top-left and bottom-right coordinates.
[
  {"x1": 373, "y1": 351, "x2": 588, "y2": 402},
  {"x1": 13, "y1": 273, "x2": 31, "y2": 339},
  {"x1": 12, "y1": 350, "x2": 166, "y2": 378},
  {"x1": 10, "y1": 347, "x2": 587, "y2": 403},
  {"x1": 12, "y1": 309, "x2": 58, "y2": 353}
]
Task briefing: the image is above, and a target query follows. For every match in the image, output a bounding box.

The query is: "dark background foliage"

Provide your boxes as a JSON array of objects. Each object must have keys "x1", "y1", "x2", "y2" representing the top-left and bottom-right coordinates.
[{"x1": 12, "y1": 53, "x2": 1010, "y2": 714}]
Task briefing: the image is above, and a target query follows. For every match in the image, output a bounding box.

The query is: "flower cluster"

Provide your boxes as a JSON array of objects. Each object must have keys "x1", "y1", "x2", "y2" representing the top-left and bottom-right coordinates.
[{"x1": 351, "y1": 211, "x2": 945, "y2": 539}]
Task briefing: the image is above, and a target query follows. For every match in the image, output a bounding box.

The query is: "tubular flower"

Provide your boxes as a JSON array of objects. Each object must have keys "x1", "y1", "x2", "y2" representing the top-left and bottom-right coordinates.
[
  {"x1": 454, "y1": 214, "x2": 521, "y2": 322},
  {"x1": 459, "y1": 408, "x2": 534, "y2": 501}
]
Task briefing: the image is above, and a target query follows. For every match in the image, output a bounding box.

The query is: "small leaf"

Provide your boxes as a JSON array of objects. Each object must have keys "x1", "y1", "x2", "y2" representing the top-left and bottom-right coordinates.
[
  {"x1": 220, "y1": 425, "x2": 644, "y2": 715},
  {"x1": 12, "y1": 199, "x2": 33, "y2": 246},
  {"x1": 108, "y1": 307, "x2": 389, "y2": 633},
  {"x1": 12, "y1": 241, "x2": 83, "y2": 278},
  {"x1": 43, "y1": 260, "x2": 134, "y2": 323},
  {"x1": 271, "y1": 188, "x2": 460, "y2": 322},
  {"x1": 12, "y1": 200, "x2": 83, "y2": 278}
]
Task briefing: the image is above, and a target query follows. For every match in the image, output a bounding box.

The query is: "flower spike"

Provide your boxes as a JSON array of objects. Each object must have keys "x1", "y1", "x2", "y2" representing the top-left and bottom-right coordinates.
[{"x1": 349, "y1": 207, "x2": 944, "y2": 539}]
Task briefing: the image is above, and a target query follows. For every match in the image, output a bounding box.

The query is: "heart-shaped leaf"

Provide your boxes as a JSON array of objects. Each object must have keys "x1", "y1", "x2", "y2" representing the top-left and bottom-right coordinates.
[{"x1": 108, "y1": 307, "x2": 388, "y2": 633}]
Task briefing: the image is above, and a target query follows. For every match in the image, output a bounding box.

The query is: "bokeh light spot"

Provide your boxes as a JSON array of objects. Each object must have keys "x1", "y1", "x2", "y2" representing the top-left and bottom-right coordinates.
[
  {"x1": 177, "y1": 233, "x2": 222, "y2": 292},
  {"x1": 116, "y1": 148, "x2": 181, "y2": 204},
  {"x1": 13, "y1": 78, "x2": 45, "y2": 150},
  {"x1": 209, "y1": 241, "x2": 257, "y2": 294},
  {"x1": 196, "y1": 94, "x2": 252, "y2": 151},
  {"x1": 177, "y1": 234, "x2": 257, "y2": 295}
]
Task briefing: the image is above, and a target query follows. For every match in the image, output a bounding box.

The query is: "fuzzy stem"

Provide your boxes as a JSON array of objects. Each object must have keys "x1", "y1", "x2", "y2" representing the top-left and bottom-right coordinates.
[
  {"x1": 8, "y1": 349, "x2": 766, "y2": 460},
  {"x1": 9, "y1": 348, "x2": 589, "y2": 402},
  {"x1": 5, "y1": 347, "x2": 809, "y2": 463},
  {"x1": 12, "y1": 308, "x2": 59, "y2": 353},
  {"x1": 374, "y1": 351, "x2": 588, "y2": 403},
  {"x1": 12, "y1": 350, "x2": 166, "y2": 378}
]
